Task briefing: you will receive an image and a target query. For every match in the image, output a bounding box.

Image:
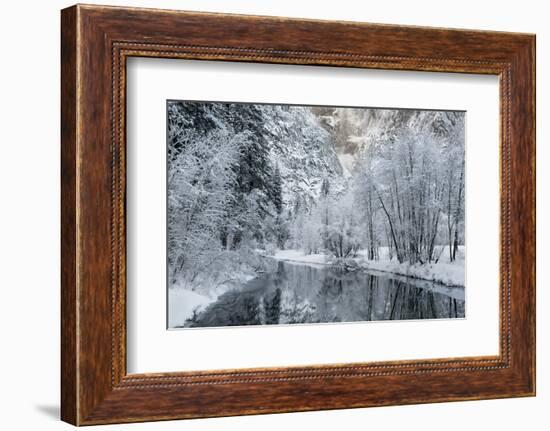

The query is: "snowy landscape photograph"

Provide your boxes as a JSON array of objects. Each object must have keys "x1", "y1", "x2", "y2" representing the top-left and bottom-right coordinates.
[{"x1": 167, "y1": 100, "x2": 466, "y2": 329}]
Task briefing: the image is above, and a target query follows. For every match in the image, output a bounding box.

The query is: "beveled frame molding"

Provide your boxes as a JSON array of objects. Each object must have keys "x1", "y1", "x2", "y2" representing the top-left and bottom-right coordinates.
[{"x1": 61, "y1": 4, "x2": 535, "y2": 425}]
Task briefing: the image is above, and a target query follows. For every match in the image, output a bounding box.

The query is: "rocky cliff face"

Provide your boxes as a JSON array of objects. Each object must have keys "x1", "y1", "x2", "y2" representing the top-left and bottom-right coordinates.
[
  {"x1": 260, "y1": 105, "x2": 345, "y2": 211},
  {"x1": 315, "y1": 106, "x2": 464, "y2": 174}
]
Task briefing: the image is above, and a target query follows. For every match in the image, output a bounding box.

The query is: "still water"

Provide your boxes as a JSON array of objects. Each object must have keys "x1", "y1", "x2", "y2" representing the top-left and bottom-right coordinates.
[{"x1": 183, "y1": 259, "x2": 465, "y2": 328}]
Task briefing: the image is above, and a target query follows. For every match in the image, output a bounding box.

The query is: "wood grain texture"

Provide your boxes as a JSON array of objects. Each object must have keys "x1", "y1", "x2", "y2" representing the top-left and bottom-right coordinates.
[
  {"x1": 60, "y1": 4, "x2": 535, "y2": 425},
  {"x1": 60, "y1": 5, "x2": 78, "y2": 425}
]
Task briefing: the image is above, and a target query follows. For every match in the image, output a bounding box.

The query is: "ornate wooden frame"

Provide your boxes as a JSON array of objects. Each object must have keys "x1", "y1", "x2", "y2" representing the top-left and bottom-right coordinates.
[{"x1": 61, "y1": 4, "x2": 536, "y2": 425}]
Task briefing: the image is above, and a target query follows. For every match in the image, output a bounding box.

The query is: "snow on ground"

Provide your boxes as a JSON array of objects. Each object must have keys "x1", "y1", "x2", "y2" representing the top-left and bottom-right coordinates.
[
  {"x1": 355, "y1": 246, "x2": 464, "y2": 287},
  {"x1": 262, "y1": 249, "x2": 330, "y2": 268},
  {"x1": 355, "y1": 258, "x2": 464, "y2": 287},
  {"x1": 168, "y1": 269, "x2": 259, "y2": 328},
  {"x1": 265, "y1": 247, "x2": 465, "y2": 287},
  {"x1": 168, "y1": 287, "x2": 212, "y2": 328}
]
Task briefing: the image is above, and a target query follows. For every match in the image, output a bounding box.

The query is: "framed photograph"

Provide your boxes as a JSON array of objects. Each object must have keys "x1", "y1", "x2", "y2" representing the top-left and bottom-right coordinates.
[
  {"x1": 61, "y1": 4, "x2": 535, "y2": 425},
  {"x1": 165, "y1": 100, "x2": 467, "y2": 329}
]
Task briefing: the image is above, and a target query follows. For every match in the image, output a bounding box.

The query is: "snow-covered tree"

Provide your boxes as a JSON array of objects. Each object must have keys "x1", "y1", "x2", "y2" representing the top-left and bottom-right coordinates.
[
  {"x1": 324, "y1": 191, "x2": 361, "y2": 259},
  {"x1": 167, "y1": 127, "x2": 244, "y2": 285}
]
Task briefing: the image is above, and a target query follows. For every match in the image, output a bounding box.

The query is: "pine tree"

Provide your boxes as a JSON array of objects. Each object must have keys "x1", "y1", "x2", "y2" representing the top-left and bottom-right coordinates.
[{"x1": 271, "y1": 164, "x2": 283, "y2": 214}]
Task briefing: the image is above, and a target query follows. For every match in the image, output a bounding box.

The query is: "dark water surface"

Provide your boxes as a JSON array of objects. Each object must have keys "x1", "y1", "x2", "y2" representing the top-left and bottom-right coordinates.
[{"x1": 183, "y1": 259, "x2": 465, "y2": 328}]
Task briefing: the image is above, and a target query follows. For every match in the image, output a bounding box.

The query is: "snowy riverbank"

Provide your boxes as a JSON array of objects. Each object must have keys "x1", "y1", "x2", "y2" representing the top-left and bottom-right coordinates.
[
  {"x1": 168, "y1": 270, "x2": 258, "y2": 328},
  {"x1": 264, "y1": 247, "x2": 465, "y2": 287},
  {"x1": 168, "y1": 288, "x2": 211, "y2": 328}
]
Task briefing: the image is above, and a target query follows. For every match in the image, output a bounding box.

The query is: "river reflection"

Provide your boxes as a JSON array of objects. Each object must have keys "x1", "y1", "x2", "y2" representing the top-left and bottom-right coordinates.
[{"x1": 183, "y1": 259, "x2": 465, "y2": 328}]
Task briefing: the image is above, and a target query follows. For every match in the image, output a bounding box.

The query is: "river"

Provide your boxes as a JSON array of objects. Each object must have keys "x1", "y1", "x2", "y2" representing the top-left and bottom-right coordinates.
[{"x1": 181, "y1": 258, "x2": 465, "y2": 328}]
